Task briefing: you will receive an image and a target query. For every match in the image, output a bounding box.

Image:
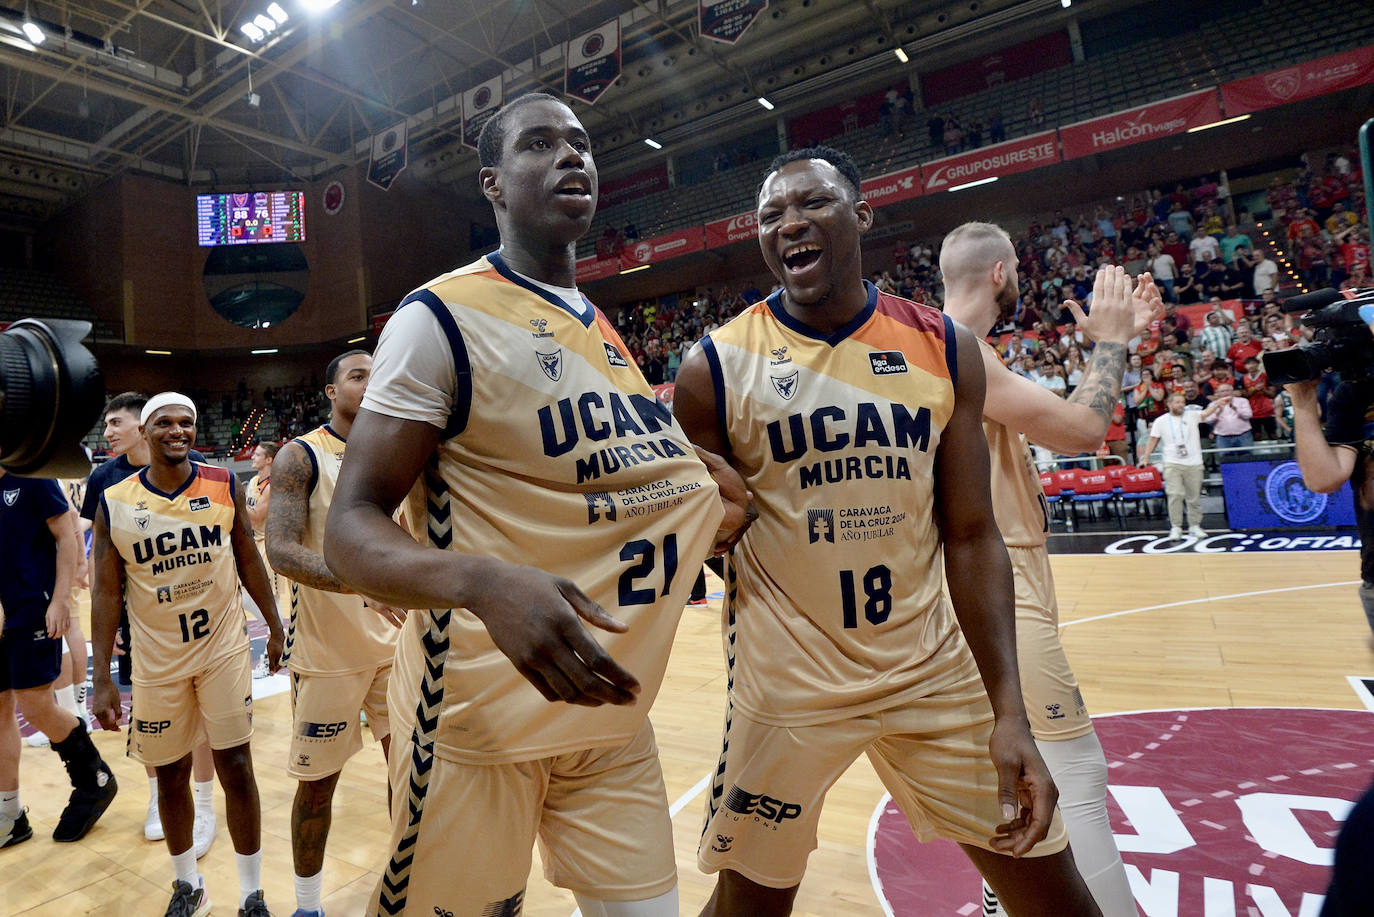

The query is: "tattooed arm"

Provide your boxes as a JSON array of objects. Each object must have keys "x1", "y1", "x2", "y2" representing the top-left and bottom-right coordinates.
[
  {"x1": 983, "y1": 266, "x2": 1158, "y2": 454},
  {"x1": 265, "y1": 439, "x2": 351, "y2": 593}
]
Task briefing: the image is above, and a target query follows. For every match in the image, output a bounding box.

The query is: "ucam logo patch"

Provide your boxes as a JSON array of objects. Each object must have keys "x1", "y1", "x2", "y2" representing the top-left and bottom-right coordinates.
[
  {"x1": 868, "y1": 351, "x2": 909, "y2": 375},
  {"x1": 869, "y1": 707, "x2": 1370, "y2": 915}
]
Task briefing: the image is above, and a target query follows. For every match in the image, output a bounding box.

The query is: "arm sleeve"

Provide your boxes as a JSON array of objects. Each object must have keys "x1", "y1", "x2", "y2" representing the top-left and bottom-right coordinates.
[{"x1": 361, "y1": 298, "x2": 459, "y2": 430}]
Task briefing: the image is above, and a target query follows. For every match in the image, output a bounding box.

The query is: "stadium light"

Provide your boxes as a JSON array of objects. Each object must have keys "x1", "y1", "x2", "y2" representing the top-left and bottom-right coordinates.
[
  {"x1": 894, "y1": 48, "x2": 908, "y2": 64},
  {"x1": 145, "y1": 349, "x2": 172, "y2": 356},
  {"x1": 240, "y1": 21, "x2": 265, "y2": 41},
  {"x1": 266, "y1": 3, "x2": 288, "y2": 23},
  {"x1": 946, "y1": 176, "x2": 999, "y2": 193},
  {"x1": 644, "y1": 138, "x2": 663, "y2": 150},
  {"x1": 251, "y1": 348, "x2": 279, "y2": 355},
  {"x1": 347, "y1": 335, "x2": 367, "y2": 343},
  {"x1": 253, "y1": 14, "x2": 277, "y2": 32},
  {"x1": 619, "y1": 264, "x2": 651, "y2": 275},
  {"x1": 21, "y1": 20, "x2": 44, "y2": 44},
  {"x1": 757, "y1": 97, "x2": 775, "y2": 111},
  {"x1": 1061, "y1": 0, "x2": 1071, "y2": 7},
  {"x1": 300, "y1": 0, "x2": 341, "y2": 12},
  {"x1": 1186, "y1": 114, "x2": 1252, "y2": 134}
]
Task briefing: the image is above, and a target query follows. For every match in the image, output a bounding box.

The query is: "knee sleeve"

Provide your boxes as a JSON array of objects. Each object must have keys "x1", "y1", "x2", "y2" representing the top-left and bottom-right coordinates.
[{"x1": 573, "y1": 887, "x2": 678, "y2": 917}]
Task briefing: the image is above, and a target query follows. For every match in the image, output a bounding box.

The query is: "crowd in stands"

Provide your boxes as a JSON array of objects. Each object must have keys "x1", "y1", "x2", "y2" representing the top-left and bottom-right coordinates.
[{"x1": 609, "y1": 153, "x2": 1369, "y2": 468}]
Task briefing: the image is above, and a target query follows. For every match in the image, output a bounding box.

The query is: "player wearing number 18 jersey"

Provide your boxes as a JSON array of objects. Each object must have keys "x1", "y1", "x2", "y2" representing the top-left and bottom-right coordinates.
[{"x1": 675, "y1": 148, "x2": 1100, "y2": 916}]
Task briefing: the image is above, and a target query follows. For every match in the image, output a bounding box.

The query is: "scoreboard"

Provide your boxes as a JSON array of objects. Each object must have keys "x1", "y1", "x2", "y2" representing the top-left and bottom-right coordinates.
[{"x1": 197, "y1": 191, "x2": 306, "y2": 246}]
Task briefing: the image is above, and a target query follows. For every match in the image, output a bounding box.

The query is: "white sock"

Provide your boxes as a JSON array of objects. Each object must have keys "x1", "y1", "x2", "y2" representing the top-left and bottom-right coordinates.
[
  {"x1": 148, "y1": 776, "x2": 160, "y2": 802},
  {"x1": 55, "y1": 685, "x2": 81, "y2": 718},
  {"x1": 0, "y1": 789, "x2": 19, "y2": 819},
  {"x1": 171, "y1": 848, "x2": 199, "y2": 887},
  {"x1": 294, "y1": 870, "x2": 324, "y2": 912},
  {"x1": 1036, "y1": 732, "x2": 1139, "y2": 917},
  {"x1": 73, "y1": 682, "x2": 88, "y2": 709},
  {"x1": 237, "y1": 850, "x2": 262, "y2": 905},
  {"x1": 194, "y1": 780, "x2": 215, "y2": 815},
  {"x1": 573, "y1": 888, "x2": 678, "y2": 917}
]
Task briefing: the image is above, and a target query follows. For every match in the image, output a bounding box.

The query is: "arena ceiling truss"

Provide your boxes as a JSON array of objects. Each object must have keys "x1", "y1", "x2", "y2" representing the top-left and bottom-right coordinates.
[{"x1": 0, "y1": 0, "x2": 1083, "y2": 226}]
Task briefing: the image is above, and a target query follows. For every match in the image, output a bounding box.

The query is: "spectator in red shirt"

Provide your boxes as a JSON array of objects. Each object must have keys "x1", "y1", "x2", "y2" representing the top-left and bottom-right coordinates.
[
  {"x1": 1227, "y1": 324, "x2": 1262, "y2": 368},
  {"x1": 1201, "y1": 359, "x2": 1237, "y2": 398},
  {"x1": 1240, "y1": 355, "x2": 1276, "y2": 440}
]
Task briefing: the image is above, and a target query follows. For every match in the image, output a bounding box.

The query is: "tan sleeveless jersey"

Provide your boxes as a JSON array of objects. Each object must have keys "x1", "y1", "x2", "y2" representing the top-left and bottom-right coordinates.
[
  {"x1": 282, "y1": 425, "x2": 397, "y2": 676},
  {"x1": 980, "y1": 341, "x2": 1052, "y2": 549},
  {"x1": 101, "y1": 463, "x2": 248, "y2": 685},
  {"x1": 706, "y1": 284, "x2": 968, "y2": 726},
  {"x1": 375, "y1": 253, "x2": 723, "y2": 764},
  {"x1": 245, "y1": 473, "x2": 267, "y2": 550}
]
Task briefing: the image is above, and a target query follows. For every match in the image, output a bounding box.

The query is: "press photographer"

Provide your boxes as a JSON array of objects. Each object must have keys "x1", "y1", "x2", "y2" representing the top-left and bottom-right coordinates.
[{"x1": 1275, "y1": 286, "x2": 1374, "y2": 639}]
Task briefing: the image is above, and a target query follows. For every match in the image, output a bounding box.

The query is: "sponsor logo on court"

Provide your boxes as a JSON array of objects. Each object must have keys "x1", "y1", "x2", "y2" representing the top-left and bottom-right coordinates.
[
  {"x1": 1094, "y1": 530, "x2": 1361, "y2": 555},
  {"x1": 871, "y1": 707, "x2": 1370, "y2": 915}
]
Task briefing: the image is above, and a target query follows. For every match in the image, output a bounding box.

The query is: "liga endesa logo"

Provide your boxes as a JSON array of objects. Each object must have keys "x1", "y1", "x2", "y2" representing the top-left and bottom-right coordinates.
[{"x1": 869, "y1": 708, "x2": 1371, "y2": 915}]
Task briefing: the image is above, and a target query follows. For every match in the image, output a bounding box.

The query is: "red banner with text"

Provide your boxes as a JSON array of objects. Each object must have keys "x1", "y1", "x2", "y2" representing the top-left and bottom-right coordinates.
[
  {"x1": 704, "y1": 211, "x2": 757, "y2": 249},
  {"x1": 861, "y1": 164, "x2": 923, "y2": 208},
  {"x1": 1059, "y1": 89, "x2": 1221, "y2": 160},
  {"x1": 1220, "y1": 46, "x2": 1374, "y2": 115},
  {"x1": 922, "y1": 131, "x2": 1059, "y2": 193},
  {"x1": 576, "y1": 255, "x2": 620, "y2": 284},
  {"x1": 619, "y1": 227, "x2": 706, "y2": 270}
]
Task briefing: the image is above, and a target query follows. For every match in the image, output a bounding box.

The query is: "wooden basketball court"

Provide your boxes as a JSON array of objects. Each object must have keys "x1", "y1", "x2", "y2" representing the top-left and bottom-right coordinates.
[{"x1": 5, "y1": 548, "x2": 1369, "y2": 916}]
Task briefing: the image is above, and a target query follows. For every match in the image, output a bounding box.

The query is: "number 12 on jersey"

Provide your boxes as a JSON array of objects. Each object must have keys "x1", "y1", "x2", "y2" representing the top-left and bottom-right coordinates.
[{"x1": 840, "y1": 564, "x2": 893, "y2": 628}]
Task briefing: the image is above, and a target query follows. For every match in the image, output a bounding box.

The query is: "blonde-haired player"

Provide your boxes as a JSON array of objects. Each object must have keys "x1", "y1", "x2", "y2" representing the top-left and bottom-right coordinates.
[
  {"x1": 266, "y1": 350, "x2": 402, "y2": 917},
  {"x1": 91, "y1": 393, "x2": 286, "y2": 917},
  {"x1": 941, "y1": 220, "x2": 1162, "y2": 916}
]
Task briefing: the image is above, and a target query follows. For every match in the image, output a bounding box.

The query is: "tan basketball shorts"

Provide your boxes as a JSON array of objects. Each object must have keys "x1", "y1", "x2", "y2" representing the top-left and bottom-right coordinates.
[
  {"x1": 287, "y1": 663, "x2": 392, "y2": 780},
  {"x1": 1008, "y1": 545, "x2": 1093, "y2": 742},
  {"x1": 698, "y1": 663, "x2": 1068, "y2": 888},
  {"x1": 128, "y1": 649, "x2": 252, "y2": 767},
  {"x1": 369, "y1": 717, "x2": 676, "y2": 916}
]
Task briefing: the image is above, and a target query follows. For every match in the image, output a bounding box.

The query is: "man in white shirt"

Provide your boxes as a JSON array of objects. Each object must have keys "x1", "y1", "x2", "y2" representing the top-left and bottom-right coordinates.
[
  {"x1": 1251, "y1": 247, "x2": 1280, "y2": 297},
  {"x1": 1139, "y1": 392, "x2": 1206, "y2": 540},
  {"x1": 1189, "y1": 233, "x2": 1220, "y2": 267}
]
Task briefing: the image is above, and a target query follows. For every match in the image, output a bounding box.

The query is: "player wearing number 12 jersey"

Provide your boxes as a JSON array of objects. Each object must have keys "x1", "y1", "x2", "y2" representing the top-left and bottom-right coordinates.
[
  {"x1": 324, "y1": 93, "x2": 748, "y2": 917},
  {"x1": 91, "y1": 393, "x2": 286, "y2": 917},
  {"x1": 675, "y1": 148, "x2": 1100, "y2": 916}
]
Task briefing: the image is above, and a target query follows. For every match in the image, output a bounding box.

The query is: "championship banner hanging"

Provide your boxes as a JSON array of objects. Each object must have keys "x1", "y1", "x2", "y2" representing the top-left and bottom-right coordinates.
[
  {"x1": 699, "y1": 0, "x2": 767, "y2": 44},
  {"x1": 565, "y1": 20, "x2": 621, "y2": 104},
  {"x1": 462, "y1": 75, "x2": 504, "y2": 151},
  {"x1": 366, "y1": 121, "x2": 408, "y2": 191}
]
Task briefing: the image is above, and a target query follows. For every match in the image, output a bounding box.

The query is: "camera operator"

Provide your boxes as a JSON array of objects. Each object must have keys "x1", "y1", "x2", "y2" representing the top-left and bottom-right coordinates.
[{"x1": 1287, "y1": 368, "x2": 1374, "y2": 639}]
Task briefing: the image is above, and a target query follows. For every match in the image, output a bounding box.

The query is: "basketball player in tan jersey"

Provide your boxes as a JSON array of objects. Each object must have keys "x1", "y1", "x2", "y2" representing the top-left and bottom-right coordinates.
[
  {"x1": 91, "y1": 394, "x2": 286, "y2": 917},
  {"x1": 245, "y1": 441, "x2": 280, "y2": 601},
  {"x1": 942, "y1": 221, "x2": 1161, "y2": 917},
  {"x1": 325, "y1": 92, "x2": 750, "y2": 916},
  {"x1": 674, "y1": 148, "x2": 1100, "y2": 916},
  {"x1": 267, "y1": 350, "x2": 403, "y2": 917}
]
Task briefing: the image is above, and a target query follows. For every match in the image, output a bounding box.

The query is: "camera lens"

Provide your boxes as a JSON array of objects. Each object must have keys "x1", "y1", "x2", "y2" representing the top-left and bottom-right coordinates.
[{"x1": 0, "y1": 318, "x2": 105, "y2": 478}]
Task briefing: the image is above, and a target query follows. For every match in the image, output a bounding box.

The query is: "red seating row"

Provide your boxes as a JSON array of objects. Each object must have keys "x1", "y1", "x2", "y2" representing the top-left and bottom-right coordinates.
[{"x1": 1039, "y1": 465, "x2": 1163, "y2": 496}]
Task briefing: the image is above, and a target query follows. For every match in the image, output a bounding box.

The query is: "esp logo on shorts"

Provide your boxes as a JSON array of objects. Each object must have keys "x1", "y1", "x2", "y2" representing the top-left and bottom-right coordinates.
[
  {"x1": 135, "y1": 718, "x2": 173, "y2": 734},
  {"x1": 724, "y1": 785, "x2": 803, "y2": 823},
  {"x1": 299, "y1": 720, "x2": 349, "y2": 738}
]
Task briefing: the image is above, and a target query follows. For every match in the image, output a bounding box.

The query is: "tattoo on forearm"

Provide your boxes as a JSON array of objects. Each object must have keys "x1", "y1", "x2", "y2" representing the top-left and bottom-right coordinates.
[
  {"x1": 1069, "y1": 341, "x2": 1128, "y2": 424},
  {"x1": 265, "y1": 443, "x2": 351, "y2": 593}
]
